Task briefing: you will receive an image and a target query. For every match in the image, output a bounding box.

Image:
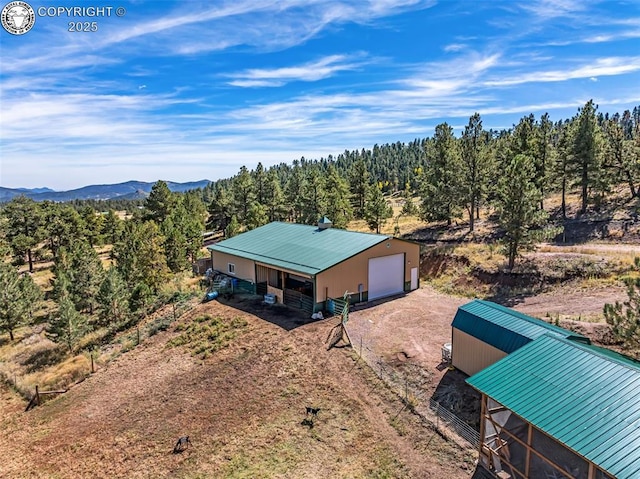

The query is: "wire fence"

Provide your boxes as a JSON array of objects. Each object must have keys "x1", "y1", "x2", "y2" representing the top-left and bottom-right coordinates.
[{"x1": 346, "y1": 318, "x2": 480, "y2": 449}]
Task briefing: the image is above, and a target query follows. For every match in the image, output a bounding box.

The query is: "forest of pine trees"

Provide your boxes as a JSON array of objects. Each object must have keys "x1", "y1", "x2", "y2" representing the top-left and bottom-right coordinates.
[{"x1": 0, "y1": 101, "x2": 639, "y2": 345}]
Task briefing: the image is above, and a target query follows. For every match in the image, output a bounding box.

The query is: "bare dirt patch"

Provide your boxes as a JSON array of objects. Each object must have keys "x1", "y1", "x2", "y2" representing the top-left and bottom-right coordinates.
[{"x1": 0, "y1": 300, "x2": 473, "y2": 479}]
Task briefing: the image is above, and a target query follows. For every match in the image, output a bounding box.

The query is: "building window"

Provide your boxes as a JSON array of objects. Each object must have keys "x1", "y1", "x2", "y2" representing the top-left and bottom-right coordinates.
[{"x1": 228, "y1": 263, "x2": 235, "y2": 275}]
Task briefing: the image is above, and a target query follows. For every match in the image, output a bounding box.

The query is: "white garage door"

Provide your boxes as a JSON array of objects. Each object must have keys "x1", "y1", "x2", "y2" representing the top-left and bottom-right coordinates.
[{"x1": 368, "y1": 254, "x2": 404, "y2": 300}]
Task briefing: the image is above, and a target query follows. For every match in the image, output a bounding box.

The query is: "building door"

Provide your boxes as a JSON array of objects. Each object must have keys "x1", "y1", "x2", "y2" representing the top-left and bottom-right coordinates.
[
  {"x1": 411, "y1": 267, "x2": 418, "y2": 290},
  {"x1": 368, "y1": 254, "x2": 404, "y2": 300}
]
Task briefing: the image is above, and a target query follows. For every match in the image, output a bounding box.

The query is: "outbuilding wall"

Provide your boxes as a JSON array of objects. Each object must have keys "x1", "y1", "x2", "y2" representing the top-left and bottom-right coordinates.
[
  {"x1": 210, "y1": 251, "x2": 256, "y2": 282},
  {"x1": 315, "y1": 238, "x2": 419, "y2": 304},
  {"x1": 452, "y1": 328, "x2": 508, "y2": 376}
]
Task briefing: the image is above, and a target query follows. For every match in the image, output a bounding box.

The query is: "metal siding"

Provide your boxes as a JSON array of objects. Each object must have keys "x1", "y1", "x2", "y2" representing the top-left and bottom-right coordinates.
[
  {"x1": 315, "y1": 239, "x2": 418, "y2": 303},
  {"x1": 467, "y1": 335, "x2": 640, "y2": 479},
  {"x1": 451, "y1": 300, "x2": 588, "y2": 354},
  {"x1": 451, "y1": 328, "x2": 508, "y2": 376},
  {"x1": 211, "y1": 251, "x2": 256, "y2": 282}
]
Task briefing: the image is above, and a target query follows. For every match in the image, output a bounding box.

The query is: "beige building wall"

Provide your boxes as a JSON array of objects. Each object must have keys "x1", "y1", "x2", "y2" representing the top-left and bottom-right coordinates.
[
  {"x1": 315, "y1": 238, "x2": 420, "y2": 303},
  {"x1": 210, "y1": 251, "x2": 256, "y2": 282},
  {"x1": 452, "y1": 328, "x2": 508, "y2": 376}
]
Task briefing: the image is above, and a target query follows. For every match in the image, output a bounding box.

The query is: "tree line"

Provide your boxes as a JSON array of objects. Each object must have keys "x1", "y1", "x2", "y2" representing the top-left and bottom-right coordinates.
[
  {"x1": 0, "y1": 184, "x2": 207, "y2": 350},
  {"x1": 198, "y1": 101, "x2": 639, "y2": 267}
]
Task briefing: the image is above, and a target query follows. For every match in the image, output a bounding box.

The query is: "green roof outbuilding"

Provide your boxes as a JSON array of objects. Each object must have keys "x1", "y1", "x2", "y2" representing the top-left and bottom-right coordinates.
[
  {"x1": 452, "y1": 299, "x2": 589, "y2": 354},
  {"x1": 467, "y1": 334, "x2": 640, "y2": 479},
  {"x1": 207, "y1": 222, "x2": 390, "y2": 276}
]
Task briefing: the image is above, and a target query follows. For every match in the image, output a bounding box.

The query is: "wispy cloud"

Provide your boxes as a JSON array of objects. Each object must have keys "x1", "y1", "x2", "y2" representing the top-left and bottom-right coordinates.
[
  {"x1": 484, "y1": 56, "x2": 640, "y2": 87},
  {"x1": 225, "y1": 54, "x2": 369, "y2": 87},
  {"x1": 443, "y1": 43, "x2": 467, "y2": 53}
]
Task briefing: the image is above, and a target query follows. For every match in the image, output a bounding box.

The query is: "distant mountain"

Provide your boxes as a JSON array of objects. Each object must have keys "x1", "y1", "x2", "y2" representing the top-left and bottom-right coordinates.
[{"x1": 0, "y1": 180, "x2": 211, "y2": 202}]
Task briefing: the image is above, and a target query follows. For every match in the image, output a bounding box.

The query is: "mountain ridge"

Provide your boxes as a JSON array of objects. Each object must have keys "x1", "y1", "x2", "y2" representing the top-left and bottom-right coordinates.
[{"x1": 0, "y1": 180, "x2": 211, "y2": 202}]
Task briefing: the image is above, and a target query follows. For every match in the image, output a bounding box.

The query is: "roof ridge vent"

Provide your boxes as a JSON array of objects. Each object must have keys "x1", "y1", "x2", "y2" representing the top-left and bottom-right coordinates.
[{"x1": 318, "y1": 216, "x2": 332, "y2": 230}]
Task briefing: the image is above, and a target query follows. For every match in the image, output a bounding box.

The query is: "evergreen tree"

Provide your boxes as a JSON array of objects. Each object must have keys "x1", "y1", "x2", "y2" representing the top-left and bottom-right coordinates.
[
  {"x1": 420, "y1": 123, "x2": 464, "y2": 225},
  {"x1": 68, "y1": 241, "x2": 104, "y2": 314},
  {"x1": 285, "y1": 161, "x2": 306, "y2": 222},
  {"x1": 225, "y1": 215, "x2": 240, "y2": 238},
  {"x1": 571, "y1": 100, "x2": 604, "y2": 214},
  {"x1": 144, "y1": 180, "x2": 176, "y2": 224},
  {"x1": 253, "y1": 162, "x2": 267, "y2": 205},
  {"x1": 246, "y1": 203, "x2": 269, "y2": 230},
  {"x1": 301, "y1": 167, "x2": 327, "y2": 224},
  {"x1": 97, "y1": 267, "x2": 130, "y2": 328},
  {"x1": 461, "y1": 113, "x2": 490, "y2": 231},
  {"x1": 113, "y1": 220, "x2": 170, "y2": 292},
  {"x1": 1, "y1": 195, "x2": 44, "y2": 272},
  {"x1": 0, "y1": 263, "x2": 41, "y2": 340},
  {"x1": 364, "y1": 184, "x2": 392, "y2": 234},
  {"x1": 46, "y1": 296, "x2": 87, "y2": 352},
  {"x1": 80, "y1": 206, "x2": 104, "y2": 247},
  {"x1": 603, "y1": 117, "x2": 639, "y2": 199},
  {"x1": 232, "y1": 166, "x2": 256, "y2": 222},
  {"x1": 324, "y1": 165, "x2": 353, "y2": 228},
  {"x1": 101, "y1": 209, "x2": 123, "y2": 245},
  {"x1": 207, "y1": 183, "x2": 233, "y2": 231},
  {"x1": 349, "y1": 159, "x2": 370, "y2": 219},
  {"x1": 400, "y1": 183, "x2": 418, "y2": 217},
  {"x1": 535, "y1": 113, "x2": 554, "y2": 209},
  {"x1": 264, "y1": 169, "x2": 286, "y2": 222},
  {"x1": 604, "y1": 257, "x2": 640, "y2": 355},
  {"x1": 495, "y1": 154, "x2": 546, "y2": 269}
]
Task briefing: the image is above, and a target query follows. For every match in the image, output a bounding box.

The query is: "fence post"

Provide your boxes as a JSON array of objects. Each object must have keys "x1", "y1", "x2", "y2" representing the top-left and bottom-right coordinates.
[
  {"x1": 91, "y1": 353, "x2": 95, "y2": 374},
  {"x1": 35, "y1": 385, "x2": 40, "y2": 406}
]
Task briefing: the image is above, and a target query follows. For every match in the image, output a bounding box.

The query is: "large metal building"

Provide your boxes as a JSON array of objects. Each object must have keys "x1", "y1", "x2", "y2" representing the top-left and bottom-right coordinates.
[
  {"x1": 207, "y1": 221, "x2": 420, "y2": 313},
  {"x1": 451, "y1": 300, "x2": 589, "y2": 376},
  {"x1": 467, "y1": 334, "x2": 640, "y2": 479}
]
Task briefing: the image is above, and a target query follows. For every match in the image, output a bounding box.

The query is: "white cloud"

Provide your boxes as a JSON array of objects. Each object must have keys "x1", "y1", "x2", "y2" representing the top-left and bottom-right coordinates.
[
  {"x1": 225, "y1": 54, "x2": 368, "y2": 87},
  {"x1": 443, "y1": 43, "x2": 467, "y2": 53}
]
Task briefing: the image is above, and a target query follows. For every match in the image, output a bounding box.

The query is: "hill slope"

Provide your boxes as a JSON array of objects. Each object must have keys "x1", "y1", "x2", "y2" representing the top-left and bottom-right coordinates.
[{"x1": 0, "y1": 301, "x2": 472, "y2": 479}]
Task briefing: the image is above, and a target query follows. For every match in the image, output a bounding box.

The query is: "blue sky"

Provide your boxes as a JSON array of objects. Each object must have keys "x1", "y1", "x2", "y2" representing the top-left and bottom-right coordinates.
[{"x1": 1, "y1": 0, "x2": 639, "y2": 190}]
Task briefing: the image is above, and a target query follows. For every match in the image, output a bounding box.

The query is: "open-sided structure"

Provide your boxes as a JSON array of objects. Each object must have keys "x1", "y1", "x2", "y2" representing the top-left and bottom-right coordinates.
[
  {"x1": 467, "y1": 334, "x2": 640, "y2": 479},
  {"x1": 207, "y1": 221, "x2": 420, "y2": 313},
  {"x1": 451, "y1": 300, "x2": 589, "y2": 376}
]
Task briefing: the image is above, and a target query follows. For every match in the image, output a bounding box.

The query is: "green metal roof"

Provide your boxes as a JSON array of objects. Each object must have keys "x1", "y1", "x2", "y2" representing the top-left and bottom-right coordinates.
[
  {"x1": 467, "y1": 335, "x2": 640, "y2": 479},
  {"x1": 207, "y1": 222, "x2": 390, "y2": 276},
  {"x1": 451, "y1": 299, "x2": 589, "y2": 353}
]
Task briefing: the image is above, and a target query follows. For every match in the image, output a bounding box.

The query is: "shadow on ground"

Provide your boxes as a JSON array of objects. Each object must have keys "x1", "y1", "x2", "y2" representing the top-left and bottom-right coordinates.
[
  {"x1": 431, "y1": 368, "x2": 481, "y2": 431},
  {"x1": 213, "y1": 293, "x2": 323, "y2": 331}
]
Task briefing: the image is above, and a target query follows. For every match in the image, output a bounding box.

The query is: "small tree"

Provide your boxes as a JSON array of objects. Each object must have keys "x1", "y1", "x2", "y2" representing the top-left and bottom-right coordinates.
[
  {"x1": 97, "y1": 267, "x2": 130, "y2": 328},
  {"x1": 604, "y1": 258, "x2": 640, "y2": 355},
  {"x1": 225, "y1": 215, "x2": 240, "y2": 238},
  {"x1": 364, "y1": 184, "x2": 393, "y2": 234},
  {"x1": 0, "y1": 263, "x2": 41, "y2": 340},
  {"x1": 46, "y1": 296, "x2": 87, "y2": 353}
]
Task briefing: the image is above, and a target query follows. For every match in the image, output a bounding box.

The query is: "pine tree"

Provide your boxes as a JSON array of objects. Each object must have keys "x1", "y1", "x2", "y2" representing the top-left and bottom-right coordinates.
[
  {"x1": 461, "y1": 113, "x2": 490, "y2": 231},
  {"x1": 571, "y1": 100, "x2": 604, "y2": 214},
  {"x1": 101, "y1": 209, "x2": 123, "y2": 245},
  {"x1": 301, "y1": 167, "x2": 327, "y2": 225},
  {"x1": 144, "y1": 180, "x2": 176, "y2": 224},
  {"x1": 535, "y1": 113, "x2": 554, "y2": 209},
  {"x1": 68, "y1": 241, "x2": 104, "y2": 314},
  {"x1": 46, "y1": 296, "x2": 87, "y2": 352},
  {"x1": 324, "y1": 165, "x2": 353, "y2": 229},
  {"x1": 364, "y1": 184, "x2": 392, "y2": 234},
  {"x1": 0, "y1": 263, "x2": 41, "y2": 340},
  {"x1": 232, "y1": 166, "x2": 256, "y2": 222},
  {"x1": 253, "y1": 162, "x2": 267, "y2": 205},
  {"x1": 97, "y1": 267, "x2": 129, "y2": 328},
  {"x1": 349, "y1": 159, "x2": 370, "y2": 219},
  {"x1": 495, "y1": 154, "x2": 546, "y2": 269},
  {"x1": 285, "y1": 162, "x2": 306, "y2": 222},
  {"x1": 604, "y1": 258, "x2": 640, "y2": 355},
  {"x1": 400, "y1": 183, "x2": 418, "y2": 217},
  {"x1": 420, "y1": 123, "x2": 464, "y2": 225},
  {"x1": 264, "y1": 169, "x2": 286, "y2": 222},
  {"x1": 207, "y1": 183, "x2": 233, "y2": 231},
  {"x1": 246, "y1": 203, "x2": 269, "y2": 230},
  {"x1": 225, "y1": 215, "x2": 240, "y2": 238},
  {"x1": 80, "y1": 206, "x2": 104, "y2": 247},
  {"x1": 1, "y1": 196, "x2": 44, "y2": 272}
]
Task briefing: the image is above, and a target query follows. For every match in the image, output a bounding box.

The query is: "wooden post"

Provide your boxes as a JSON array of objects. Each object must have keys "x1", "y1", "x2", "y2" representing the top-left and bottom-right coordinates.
[
  {"x1": 35, "y1": 385, "x2": 40, "y2": 406},
  {"x1": 91, "y1": 353, "x2": 95, "y2": 374},
  {"x1": 137, "y1": 325, "x2": 141, "y2": 345}
]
